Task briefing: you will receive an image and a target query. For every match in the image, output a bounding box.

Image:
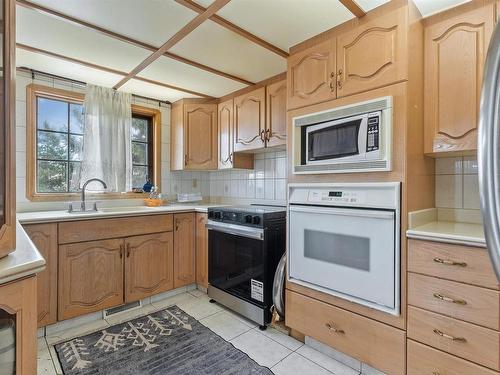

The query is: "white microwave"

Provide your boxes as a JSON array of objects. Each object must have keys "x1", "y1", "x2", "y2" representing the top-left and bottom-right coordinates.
[{"x1": 293, "y1": 96, "x2": 392, "y2": 174}]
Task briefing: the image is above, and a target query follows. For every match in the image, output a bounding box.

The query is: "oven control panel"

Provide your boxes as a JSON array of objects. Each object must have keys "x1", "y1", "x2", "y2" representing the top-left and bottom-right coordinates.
[{"x1": 307, "y1": 190, "x2": 364, "y2": 204}]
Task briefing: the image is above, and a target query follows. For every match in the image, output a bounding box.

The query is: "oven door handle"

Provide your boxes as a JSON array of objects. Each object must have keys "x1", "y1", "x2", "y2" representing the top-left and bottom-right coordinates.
[
  {"x1": 289, "y1": 205, "x2": 395, "y2": 219},
  {"x1": 206, "y1": 221, "x2": 264, "y2": 240}
]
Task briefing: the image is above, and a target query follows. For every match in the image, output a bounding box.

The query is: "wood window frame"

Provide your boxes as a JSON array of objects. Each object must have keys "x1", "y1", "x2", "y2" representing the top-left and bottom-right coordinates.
[{"x1": 26, "y1": 83, "x2": 162, "y2": 202}]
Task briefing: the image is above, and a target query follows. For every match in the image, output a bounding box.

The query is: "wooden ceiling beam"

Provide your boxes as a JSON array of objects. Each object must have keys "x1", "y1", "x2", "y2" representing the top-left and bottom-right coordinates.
[
  {"x1": 113, "y1": 0, "x2": 232, "y2": 89},
  {"x1": 16, "y1": 43, "x2": 215, "y2": 99},
  {"x1": 15, "y1": 0, "x2": 254, "y2": 86},
  {"x1": 175, "y1": 0, "x2": 289, "y2": 58},
  {"x1": 339, "y1": 0, "x2": 366, "y2": 18}
]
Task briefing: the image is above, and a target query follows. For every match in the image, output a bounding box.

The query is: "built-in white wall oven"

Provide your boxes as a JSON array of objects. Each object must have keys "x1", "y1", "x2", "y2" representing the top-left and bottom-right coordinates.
[
  {"x1": 288, "y1": 182, "x2": 401, "y2": 315},
  {"x1": 292, "y1": 96, "x2": 392, "y2": 174}
]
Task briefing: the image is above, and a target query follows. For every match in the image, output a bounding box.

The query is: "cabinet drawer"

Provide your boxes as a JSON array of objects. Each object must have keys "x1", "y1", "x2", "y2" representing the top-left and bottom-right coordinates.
[
  {"x1": 285, "y1": 290, "x2": 405, "y2": 375},
  {"x1": 408, "y1": 340, "x2": 498, "y2": 375},
  {"x1": 408, "y1": 306, "x2": 500, "y2": 370},
  {"x1": 408, "y1": 239, "x2": 499, "y2": 289},
  {"x1": 59, "y1": 214, "x2": 173, "y2": 244},
  {"x1": 408, "y1": 273, "x2": 500, "y2": 330}
]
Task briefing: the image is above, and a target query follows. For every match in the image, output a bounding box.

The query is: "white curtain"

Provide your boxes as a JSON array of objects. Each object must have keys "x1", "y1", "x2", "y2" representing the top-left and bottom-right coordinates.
[{"x1": 75, "y1": 84, "x2": 132, "y2": 192}]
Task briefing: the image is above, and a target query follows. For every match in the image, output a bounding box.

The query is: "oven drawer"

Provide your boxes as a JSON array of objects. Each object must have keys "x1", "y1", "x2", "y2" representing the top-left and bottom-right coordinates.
[
  {"x1": 408, "y1": 306, "x2": 500, "y2": 370},
  {"x1": 407, "y1": 340, "x2": 499, "y2": 375},
  {"x1": 285, "y1": 290, "x2": 405, "y2": 375},
  {"x1": 408, "y1": 239, "x2": 499, "y2": 289},
  {"x1": 408, "y1": 273, "x2": 500, "y2": 330}
]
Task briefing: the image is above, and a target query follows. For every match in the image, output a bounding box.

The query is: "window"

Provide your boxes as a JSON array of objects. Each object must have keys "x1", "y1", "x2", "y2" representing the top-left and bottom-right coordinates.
[
  {"x1": 27, "y1": 84, "x2": 161, "y2": 201},
  {"x1": 131, "y1": 115, "x2": 154, "y2": 189},
  {"x1": 36, "y1": 97, "x2": 84, "y2": 193}
]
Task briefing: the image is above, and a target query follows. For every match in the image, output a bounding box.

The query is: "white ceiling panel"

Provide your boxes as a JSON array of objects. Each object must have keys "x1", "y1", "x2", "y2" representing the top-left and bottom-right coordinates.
[
  {"x1": 413, "y1": 0, "x2": 472, "y2": 18},
  {"x1": 138, "y1": 56, "x2": 247, "y2": 98},
  {"x1": 355, "y1": 0, "x2": 391, "y2": 12},
  {"x1": 170, "y1": 21, "x2": 286, "y2": 83},
  {"x1": 194, "y1": 0, "x2": 354, "y2": 51},
  {"x1": 27, "y1": 0, "x2": 197, "y2": 47},
  {"x1": 17, "y1": 6, "x2": 151, "y2": 72},
  {"x1": 120, "y1": 79, "x2": 199, "y2": 103},
  {"x1": 17, "y1": 48, "x2": 124, "y2": 88}
]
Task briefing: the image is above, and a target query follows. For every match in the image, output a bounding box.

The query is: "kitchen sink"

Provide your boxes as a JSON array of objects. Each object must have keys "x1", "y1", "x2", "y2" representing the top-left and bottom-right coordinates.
[{"x1": 98, "y1": 206, "x2": 159, "y2": 213}]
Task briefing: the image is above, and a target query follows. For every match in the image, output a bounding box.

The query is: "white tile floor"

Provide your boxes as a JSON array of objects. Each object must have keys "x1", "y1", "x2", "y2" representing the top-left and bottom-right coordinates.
[{"x1": 37, "y1": 289, "x2": 365, "y2": 375}]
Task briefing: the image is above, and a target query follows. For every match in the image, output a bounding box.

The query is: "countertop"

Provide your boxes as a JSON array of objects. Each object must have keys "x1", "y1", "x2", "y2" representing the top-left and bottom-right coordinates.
[
  {"x1": 0, "y1": 221, "x2": 45, "y2": 285},
  {"x1": 406, "y1": 208, "x2": 486, "y2": 248},
  {"x1": 16, "y1": 203, "x2": 222, "y2": 224}
]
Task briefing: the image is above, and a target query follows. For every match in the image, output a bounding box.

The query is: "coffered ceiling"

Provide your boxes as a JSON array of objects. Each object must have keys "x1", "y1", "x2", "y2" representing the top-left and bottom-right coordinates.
[{"x1": 16, "y1": 0, "x2": 472, "y2": 102}]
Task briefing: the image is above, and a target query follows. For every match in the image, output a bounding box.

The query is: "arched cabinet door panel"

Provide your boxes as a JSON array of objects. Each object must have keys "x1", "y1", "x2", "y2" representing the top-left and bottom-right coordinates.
[
  {"x1": 287, "y1": 40, "x2": 336, "y2": 110},
  {"x1": 424, "y1": 4, "x2": 494, "y2": 153},
  {"x1": 184, "y1": 103, "x2": 218, "y2": 169},
  {"x1": 234, "y1": 87, "x2": 266, "y2": 152},
  {"x1": 174, "y1": 213, "x2": 195, "y2": 288},
  {"x1": 336, "y1": 7, "x2": 407, "y2": 98},
  {"x1": 266, "y1": 80, "x2": 287, "y2": 148}
]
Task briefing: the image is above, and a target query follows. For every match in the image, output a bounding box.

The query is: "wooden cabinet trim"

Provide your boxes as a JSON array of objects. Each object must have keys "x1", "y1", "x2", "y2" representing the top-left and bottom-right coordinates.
[{"x1": 195, "y1": 213, "x2": 208, "y2": 288}]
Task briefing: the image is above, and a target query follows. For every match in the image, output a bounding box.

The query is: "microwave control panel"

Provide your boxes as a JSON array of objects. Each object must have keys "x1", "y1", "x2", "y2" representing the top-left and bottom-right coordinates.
[
  {"x1": 366, "y1": 112, "x2": 380, "y2": 152},
  {"x1": 307, "y1": 190, "x2": 365, "y2": 204}
]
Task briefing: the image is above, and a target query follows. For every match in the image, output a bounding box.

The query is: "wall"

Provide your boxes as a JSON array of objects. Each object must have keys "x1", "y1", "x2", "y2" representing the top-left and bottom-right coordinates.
[
  {"x1": 435, "y1": 156, "x2": 481, "y2": 223},
  {"x1": 15, "y1": 70, "x2": 199, "y2": 212},
  {"x1": 208, "y1": 150, "x2": 287, "y2": 206}
]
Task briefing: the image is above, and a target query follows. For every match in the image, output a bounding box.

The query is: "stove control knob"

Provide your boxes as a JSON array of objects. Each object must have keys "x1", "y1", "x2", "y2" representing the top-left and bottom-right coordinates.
[
  {"x1": 244, "y1": 215, "x2": 253, "y2": 224},
  {"x1": 252, "y1": 216, "x2": 261, "y2": 225},
  {"x1": 213, "y1": 211, "x2": 222, "y2": 220}
]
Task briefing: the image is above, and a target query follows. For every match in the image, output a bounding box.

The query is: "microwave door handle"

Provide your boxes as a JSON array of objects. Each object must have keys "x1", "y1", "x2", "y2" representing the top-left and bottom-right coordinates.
[
  {"x1": 289, "y1": 205, "x2": 394, "y2": 220},
  {"x1": 359, "y1": 115, "x2": 368, "y2": 155}
]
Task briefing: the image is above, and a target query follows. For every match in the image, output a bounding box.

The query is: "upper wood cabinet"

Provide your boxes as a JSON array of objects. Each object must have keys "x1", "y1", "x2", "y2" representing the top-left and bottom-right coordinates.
[
  {"x1": 287, "y1": 40, "x2": 336, "y2": 110},
  {"x1": 173, "y1": 213, "x2": 195, "y2": 288},
  {"x1": 195, "y1": 213, "x2": 208, "y2": 289},
  {"x1": 23, "y1": 223, "x2": 57, "y2": 327},
  {"x1": 124, "y1": 232, "x2": 174, "y2": 303},
  {"x1": 336, "y1": 7, "x2": 407, "y2": 98},
  {"x1": 58, "y1": 238, "x2": 124, "y2": 320},
  {"x1": 217, "y1": 99, "x2": 254, "y2": 170},
  {"x1": 424, "y1": 4, "x2": 495, "y2": 154},
  {"x1": 171, "y1": 100, "x2": 218, "y2": 170},
  {"x1": 265, "y1": 80, "x2": 287, "y2": 147},
  {"x1": 234, "y1": 87, "x2": 266, "y2": 152}
]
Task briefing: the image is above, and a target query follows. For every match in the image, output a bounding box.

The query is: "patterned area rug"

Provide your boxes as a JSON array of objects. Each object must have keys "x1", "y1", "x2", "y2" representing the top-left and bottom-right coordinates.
[{"x1": 54, "y1": 305, "x2": 273, "y2": 375}]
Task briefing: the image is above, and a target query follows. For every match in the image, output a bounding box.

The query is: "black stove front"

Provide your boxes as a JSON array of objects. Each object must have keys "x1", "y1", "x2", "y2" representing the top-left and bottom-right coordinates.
[{"x1": 207, "y1": 205, "x2": 286, "y2": 327}]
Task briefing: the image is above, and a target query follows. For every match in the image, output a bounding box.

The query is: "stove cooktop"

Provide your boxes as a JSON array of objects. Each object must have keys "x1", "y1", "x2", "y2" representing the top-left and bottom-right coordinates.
[{"x1": 207, "y1": 205, "x2": 286, "y2": 227}]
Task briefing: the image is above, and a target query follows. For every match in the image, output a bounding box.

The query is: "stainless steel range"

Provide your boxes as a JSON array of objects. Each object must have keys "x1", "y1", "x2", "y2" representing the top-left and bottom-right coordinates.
[{"x1": 206, "y1": 205, "x2": 286, "y2": 329}]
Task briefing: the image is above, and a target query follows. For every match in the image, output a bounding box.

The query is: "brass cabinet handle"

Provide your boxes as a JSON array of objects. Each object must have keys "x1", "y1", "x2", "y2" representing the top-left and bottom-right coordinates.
[
  {"x1": 265, "y1": 128, "x2": 271, "y2": 141},
  {"x1": 433, "y1": 293, "x2": 467, "y2": 305},
  {"x1": 325, "y1": 322, "x2": 345, "y2": 334},
  {"x1": 175, "y1": 220, "x2": 179, "y2": 231},
  {"x1": 119, "y1": 244, "x2": 123, "y2": 259},
  {"x1": 184, "y1": 154, "x2": 188, "y2": 166},
  {"x1": 229, "y1": 153, "x2": 233, "y2": 163},
  {"x1": 329, "y1": 80, "x2": 335, "y2": 92},
  {"x1": 433, "y1": 329, "x2": 467, "y2": 343},
  {"x1": 433, "y1": 257, "x2": 467, "y2": 267},
  {"x1": 336, "y1": 69, "x2": 343, "y2": 88},
  {"x1": 433, "y1": 372, "x2": 441, "y2": 375},
  {"x1": 126, "y1": 243, "x2": 131, "y2": 258},
  {"x1": 259, "y1": 129, "x2": 266, "y2": 143}
]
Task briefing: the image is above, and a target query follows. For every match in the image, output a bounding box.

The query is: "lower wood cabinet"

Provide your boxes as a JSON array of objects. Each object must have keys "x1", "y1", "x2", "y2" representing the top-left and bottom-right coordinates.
[
  {"x1": 195, "y1": 213, "x2": 208, "y2": 288},
  {"x1": 23, "y1": 223, "x2": 58, "y2": 327},
  {"x1": 174, "y1": 213, "x2": 196, "y2": 288},
  {"x1": 125, "y1": 232, "x2": 174, "y2": 303},
  {"x1": 58, "y1": 238, "x2": 125, "y2": 320}
]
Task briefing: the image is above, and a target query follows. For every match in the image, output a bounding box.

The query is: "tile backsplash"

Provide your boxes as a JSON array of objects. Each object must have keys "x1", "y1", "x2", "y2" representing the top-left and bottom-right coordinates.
[{"x1": 435, "y1": 156, "x2": 479, "y2": 210}]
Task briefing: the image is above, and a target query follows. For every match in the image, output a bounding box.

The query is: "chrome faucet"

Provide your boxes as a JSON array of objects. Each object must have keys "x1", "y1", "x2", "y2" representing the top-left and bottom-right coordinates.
[{"x1": 80, "y1": 178, "x2": 107, "y2": 211}]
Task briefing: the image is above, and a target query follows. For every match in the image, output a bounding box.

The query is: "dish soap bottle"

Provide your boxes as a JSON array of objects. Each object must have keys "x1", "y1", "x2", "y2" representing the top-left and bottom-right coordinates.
[{"x1": 142, "y1": 176, "x2": 153, "y2": 193}]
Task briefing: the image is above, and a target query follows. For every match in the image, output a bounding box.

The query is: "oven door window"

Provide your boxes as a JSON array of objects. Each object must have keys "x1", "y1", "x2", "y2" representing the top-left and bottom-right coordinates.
[
  {"x1": 307, "y1": 119, "x2": 361, "y2": 161},
  {"x1": 289, "y1": 205, "x2": 396, "y2": 309},
  {"x1": 208, "y1": 230, "x2": 265, "y2": 306}
]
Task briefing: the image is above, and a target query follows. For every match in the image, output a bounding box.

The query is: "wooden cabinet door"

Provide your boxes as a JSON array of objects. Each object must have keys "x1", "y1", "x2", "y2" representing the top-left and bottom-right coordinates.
[
  {"x1": 23, "y1": 224, "x2": 57, "y2": 327},
  {"x1": 58, "y1": 238, "x2": 124, "y2": 320},
  {"x1": 287, "y1": 39, "x2": 336, "y2": 110},
  {"x1": 336, "y1": 7, "x2": 407, "y2": 98},
  {"x1": 266, "y1": 80, "x2": 287, "y2": 148},
  {"x1": 234, "y1": 87, "x2": 266, "y2": 152},
  {"x1": 218, "y1": 99, "x2": 234, "y2": 169},
  {"x1": 424, "y1": 5, "x2": 494, "y2": 153},
  {"x1": 174, "y1": 213, "x2": 195, "y2": 288},
  {"x1": 184, "y1": 103, "x2": 217, "y2": 169},
  {"x1": 124, "y1": 232, "x2": 173, "y2": 302},
  {"x1": 195, "y1": 213, "x2": 208, "y2": 288}
]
